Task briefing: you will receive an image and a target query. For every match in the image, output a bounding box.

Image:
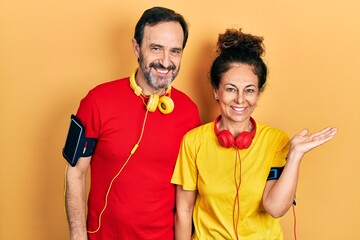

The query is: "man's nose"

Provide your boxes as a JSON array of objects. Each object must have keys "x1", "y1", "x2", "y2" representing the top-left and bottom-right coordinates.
[{"x1": 159, "y1": 51, "x2": 171, "y2": 68}]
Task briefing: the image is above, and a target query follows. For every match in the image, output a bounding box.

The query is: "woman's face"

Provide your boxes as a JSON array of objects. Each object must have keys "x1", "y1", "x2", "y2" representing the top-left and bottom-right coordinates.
[{"x1": 214, "y1": 63, "x2": 260, "y2": 125}]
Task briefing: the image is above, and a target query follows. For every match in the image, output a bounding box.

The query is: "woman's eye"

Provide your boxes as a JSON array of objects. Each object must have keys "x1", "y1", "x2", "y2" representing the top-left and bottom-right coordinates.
[
  {"x1": 226, "y1": 88, "x2": 236, "y2": 92},
  {"x1": 245, "y1": 88, "x2": 255, "y2": 93}
]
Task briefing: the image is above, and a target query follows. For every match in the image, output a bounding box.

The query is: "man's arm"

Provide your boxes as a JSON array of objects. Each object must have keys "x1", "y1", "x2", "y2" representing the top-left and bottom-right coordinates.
[{"x1": 65, "y1": 156, "x2": 91, "y2": 240}]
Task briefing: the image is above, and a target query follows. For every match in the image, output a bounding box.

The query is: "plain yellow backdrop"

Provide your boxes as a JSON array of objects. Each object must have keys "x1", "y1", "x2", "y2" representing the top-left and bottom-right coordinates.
[{"x1": 1, "y1": 0, "x2": 359, "y2": 239}]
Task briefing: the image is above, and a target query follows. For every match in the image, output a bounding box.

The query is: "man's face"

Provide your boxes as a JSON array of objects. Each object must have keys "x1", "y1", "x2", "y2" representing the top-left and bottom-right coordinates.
[{"x1": 133, "y1": 21, "x2": 184, "y2": 93}]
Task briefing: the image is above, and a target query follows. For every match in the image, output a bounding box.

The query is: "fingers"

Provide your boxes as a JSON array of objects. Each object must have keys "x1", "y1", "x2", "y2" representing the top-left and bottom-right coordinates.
[
  {"x1": 298, "y1": 129, "x2": 309, "y2": 136},
  {"x1": 291, "y1": 127, "x2": 338, "y2": 152},
  {"x1": 306, "y1": 127, "x2": 338, "y2": 147},
  {"x1": 299, "y1": 127, "x2": 337, "y2": 139},
  {"x1": 309, "y1": 127, "x2": 338, "y2": 139}
]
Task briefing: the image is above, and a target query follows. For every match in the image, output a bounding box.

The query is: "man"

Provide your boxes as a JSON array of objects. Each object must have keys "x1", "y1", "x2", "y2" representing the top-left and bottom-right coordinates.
[{"x1": 64, "y1": 6, "x2": 200, "y2": 240}]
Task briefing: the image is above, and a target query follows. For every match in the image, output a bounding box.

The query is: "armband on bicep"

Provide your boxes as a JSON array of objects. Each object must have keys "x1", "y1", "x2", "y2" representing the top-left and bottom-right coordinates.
[
  {"x1": 62, "y1": 114, "x2": 97, "y2": 167},
  {"x1": 267, "y1": 166, "x2": 296, "y2": 205},
  {"x1": 267, "y1": 167, "x2": 284, "y2": 181}
]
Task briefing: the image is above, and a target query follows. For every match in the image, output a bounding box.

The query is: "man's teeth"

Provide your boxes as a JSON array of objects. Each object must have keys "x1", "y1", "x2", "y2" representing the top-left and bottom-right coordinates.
[{"x1": 156, "y1": 68, "x2": 169, "y2": 74}]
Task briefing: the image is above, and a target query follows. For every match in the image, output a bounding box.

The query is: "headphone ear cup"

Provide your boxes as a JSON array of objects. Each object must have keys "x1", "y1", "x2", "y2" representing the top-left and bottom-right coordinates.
[
  {"x1": 235, "y1": 132, "x2": 254, "y2": 149},
  {"x1": 146, "y1": 94, "x2": 159, "y2": 112},
  {"x1": 158, "y1": 96, "x2": 174, "y2": 114},
  {"x1": 217, "y1": 130, "x2": 235, "y2": 148},
  {"x1": 129, "y1": 68, "x2": 175, "y2": 114},
  {"x1": 214, "y1": 115, "x2": 257, "y2": 150}
]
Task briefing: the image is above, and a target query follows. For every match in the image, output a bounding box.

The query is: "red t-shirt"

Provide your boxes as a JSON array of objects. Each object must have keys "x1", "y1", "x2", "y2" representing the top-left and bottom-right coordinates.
[{"x1": 76, "y1": 77, "x2": 200, "y2": 240}]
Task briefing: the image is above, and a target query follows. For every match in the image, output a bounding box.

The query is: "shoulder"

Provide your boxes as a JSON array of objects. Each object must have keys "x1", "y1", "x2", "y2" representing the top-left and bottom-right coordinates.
[
  {"x1": 184, "y1": 121, "x2": 214, "y2": 140},
  {"x1": 77, "y1": 77, "x2": 131, "y2": 114},
  {"x1": 253, "y1": 121, "x2": 290, "y2": 153},
  {"x1": 171, "y1": 87, "x2": 197, "y2": 108},
  {"x1": 256, "y1": 121, "x2": 290, "y2": 142},
  {"x1": 87, "y1": 77, "x2": 129, "y2": 97},
  {"x1": 170, "y1": 87, "x2": 200, "y2": 124},
  {"x1": 79, "y1": 77, "x2": 132, "y2": 106}
]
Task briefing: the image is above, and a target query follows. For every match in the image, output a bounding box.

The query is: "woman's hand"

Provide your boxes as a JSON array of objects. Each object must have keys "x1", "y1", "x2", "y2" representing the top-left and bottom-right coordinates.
[
  {"x1": 290, "y1": 127, "x2": 338, "y2": 155},
  {"x1": 263, "y1": 126, "x2": 338, "y2": 217}
]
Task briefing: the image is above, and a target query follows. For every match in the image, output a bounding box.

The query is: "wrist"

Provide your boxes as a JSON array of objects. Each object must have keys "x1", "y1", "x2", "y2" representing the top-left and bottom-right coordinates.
[
  {"x1": 287, "y1": 148, "x2": 304, "y2": 163},
  {"x1": 70, "y1": 227, "x2": 88, "y2": 240}
]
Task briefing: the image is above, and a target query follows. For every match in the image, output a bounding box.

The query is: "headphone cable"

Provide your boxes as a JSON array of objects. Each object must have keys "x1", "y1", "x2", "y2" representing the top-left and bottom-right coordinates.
[
  {"x1": 233, "y1": 149, "x2": 242, "y2": 240},
  {"x1": 87, "y1": 109, "x2": 149, "y2": 233},
  {"x1": 62, "y1": 109, "x2": 150, "y2": 234},
  {"x1": 292, "y1": 204, "x2": 297, "y2": 240}
]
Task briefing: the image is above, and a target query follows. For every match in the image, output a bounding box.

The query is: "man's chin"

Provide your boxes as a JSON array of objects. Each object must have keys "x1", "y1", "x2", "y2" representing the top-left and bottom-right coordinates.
[
  {"x1": 152, "y1": 75, "x2": 174, "y2": 87},
  {"x1": 155, "y1": 80, "x2": 172, "y2": 89}
]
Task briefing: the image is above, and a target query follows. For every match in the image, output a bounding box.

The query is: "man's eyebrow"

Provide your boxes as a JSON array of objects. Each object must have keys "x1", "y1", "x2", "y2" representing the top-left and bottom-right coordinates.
[
  {"x1": 172, "y1": 47, "x2": 183, "y2": 51},
  {"x1": 224, "y1": 83, "x2": 256, "y2": 88},
  {"x1": 149, "y1": 43, "x2": 163, "y2": 48}
]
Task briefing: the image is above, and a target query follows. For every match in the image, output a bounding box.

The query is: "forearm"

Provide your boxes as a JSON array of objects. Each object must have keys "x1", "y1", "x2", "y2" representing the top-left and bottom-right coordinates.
[
  {"x1": 263, "y1": 150, "x2": 304, "y2": 217},
  {"x1": 263, "y1": 127, "x2": 337, "y2": 217},
  {"x1": 65, "y1": 167, "x2": 88, "y2": 240},
  {"x1": 174, "y1": 210, "x2": 193, "y2": 240},
  {"x1": 174, "y1": 185, "x2": 196, "y2": 240}
]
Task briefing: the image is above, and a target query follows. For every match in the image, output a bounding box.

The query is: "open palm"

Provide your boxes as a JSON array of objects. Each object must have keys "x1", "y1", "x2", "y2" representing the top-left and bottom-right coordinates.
[{"x1": 290, "y1": 127, "x2": 338, "y2": 154}]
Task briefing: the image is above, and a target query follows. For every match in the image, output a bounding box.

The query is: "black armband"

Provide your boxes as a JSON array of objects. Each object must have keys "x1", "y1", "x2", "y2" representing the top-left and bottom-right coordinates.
[
  {"x1": 62, "y1": 114, "x2": 97, "y2": 166},
  {"x1": 267, "y1": 167, "x2": 284, "y2": 181}
]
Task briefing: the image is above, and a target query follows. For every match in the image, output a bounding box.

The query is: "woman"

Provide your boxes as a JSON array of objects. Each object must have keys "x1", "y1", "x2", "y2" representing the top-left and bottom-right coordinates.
[{"x1": 171, "y1": 28, "x2": 337, "y2": 239}]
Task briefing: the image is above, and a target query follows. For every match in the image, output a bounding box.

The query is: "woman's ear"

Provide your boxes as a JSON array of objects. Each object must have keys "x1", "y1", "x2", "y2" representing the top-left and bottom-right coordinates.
[
  {"x1": 259, "y1": 83, "x2": 266, "y2": 93},
  {"x1": 213, "y1": 90, "x2": 219, "y2": 101}
]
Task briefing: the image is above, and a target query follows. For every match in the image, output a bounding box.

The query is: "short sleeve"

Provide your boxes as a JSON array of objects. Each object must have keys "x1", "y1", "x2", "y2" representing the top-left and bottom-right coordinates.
[
  {"x1": 273, "y1": 132, "x2": 290, "y2": 168},
  {"x1": 75, "y1": 90, "x2": 101, "y2": 139},
  {"x1": 171, "y1": 132, "x2": 198, "y2": 190}
]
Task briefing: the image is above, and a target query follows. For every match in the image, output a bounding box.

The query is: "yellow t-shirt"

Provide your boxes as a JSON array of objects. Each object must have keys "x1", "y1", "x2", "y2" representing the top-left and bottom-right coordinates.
[{"x1": 171, "y1": 120, "x2": 290, "y2": 240}]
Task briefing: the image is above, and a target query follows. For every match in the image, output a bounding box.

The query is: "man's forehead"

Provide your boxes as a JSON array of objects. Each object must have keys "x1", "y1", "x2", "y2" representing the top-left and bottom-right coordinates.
[{"x1": 142, "y1": 22, "x2": 184, "y2": 47}]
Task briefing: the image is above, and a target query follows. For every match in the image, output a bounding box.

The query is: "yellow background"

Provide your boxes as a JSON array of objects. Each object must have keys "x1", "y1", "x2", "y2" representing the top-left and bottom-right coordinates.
[{"x1": 1, "y1": 0, "x2": 359, "y2": 239}]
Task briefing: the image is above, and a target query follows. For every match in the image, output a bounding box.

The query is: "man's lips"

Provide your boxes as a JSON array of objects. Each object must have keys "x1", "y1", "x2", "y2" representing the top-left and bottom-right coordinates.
[
  {"x1": 150, "y1": 62, "x2": 176, "y2": 75},
  {"x1": 154, "y1": 67, "x2": 170, "y2": 74}
]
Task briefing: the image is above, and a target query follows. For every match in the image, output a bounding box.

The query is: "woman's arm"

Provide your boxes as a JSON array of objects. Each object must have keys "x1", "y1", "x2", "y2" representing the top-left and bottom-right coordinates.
[
  {"x1": 174, "y1": 185, "x2": 197, "y2": 240},
  {"x1": 262, "y1": 127, "x2": 337, "y2": 217}
]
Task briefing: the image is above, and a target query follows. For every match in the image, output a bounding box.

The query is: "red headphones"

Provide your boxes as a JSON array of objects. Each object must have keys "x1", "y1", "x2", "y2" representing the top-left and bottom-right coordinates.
[{"x1": 214, "y1": 115, "x2": 257, "y2": 149}]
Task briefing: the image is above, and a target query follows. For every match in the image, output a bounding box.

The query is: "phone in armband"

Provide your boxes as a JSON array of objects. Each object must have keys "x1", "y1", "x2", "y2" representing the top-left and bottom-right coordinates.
[{"x1": 62, "y1": 115, "x2": 97, "y2": 166}]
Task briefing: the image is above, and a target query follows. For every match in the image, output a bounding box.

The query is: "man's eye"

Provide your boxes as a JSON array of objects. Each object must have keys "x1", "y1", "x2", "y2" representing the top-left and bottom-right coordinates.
[{"x1": 172, "y1": 49, "x2": 181, "y2": 54}]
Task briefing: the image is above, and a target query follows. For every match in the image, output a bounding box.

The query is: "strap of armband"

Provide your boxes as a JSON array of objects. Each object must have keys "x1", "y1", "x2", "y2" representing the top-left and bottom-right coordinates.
[
  {"x1": 62, "y1": 114, "x2": 97, "y2": 167},
  {"x1": 267, "y1": 167, "x2": 284, "y2": 181},
  {"x1": 267, "y1": 166, "x2": 296, "y2": 205}
]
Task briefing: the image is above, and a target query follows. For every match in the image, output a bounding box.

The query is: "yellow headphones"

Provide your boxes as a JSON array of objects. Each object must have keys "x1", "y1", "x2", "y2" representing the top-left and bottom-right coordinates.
[{"x1": 129, "y1": 68, "x2": 174, "y2": 114}]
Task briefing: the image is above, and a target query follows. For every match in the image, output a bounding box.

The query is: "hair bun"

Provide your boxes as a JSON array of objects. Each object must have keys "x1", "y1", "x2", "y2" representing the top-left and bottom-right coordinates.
[{"x1": 217, "y1": 28, "x2": 265, "y2": 57}]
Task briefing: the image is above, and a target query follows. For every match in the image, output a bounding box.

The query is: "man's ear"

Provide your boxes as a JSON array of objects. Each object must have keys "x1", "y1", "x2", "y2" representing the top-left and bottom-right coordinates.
[{"x1": 132, "y1": 38, "x2": 140, "y2": 57}]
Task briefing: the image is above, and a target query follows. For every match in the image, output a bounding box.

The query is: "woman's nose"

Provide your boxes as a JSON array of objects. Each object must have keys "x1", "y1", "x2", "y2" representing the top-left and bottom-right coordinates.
[{"x1": 235, "y1": 92, "x2": 245, "y2": 103}]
